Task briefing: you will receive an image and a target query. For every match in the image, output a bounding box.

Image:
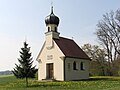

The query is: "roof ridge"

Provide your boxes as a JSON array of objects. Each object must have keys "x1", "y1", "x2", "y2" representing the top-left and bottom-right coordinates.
[{"x1": 59, "y1": 37, "x2": 73, "y2": 41}]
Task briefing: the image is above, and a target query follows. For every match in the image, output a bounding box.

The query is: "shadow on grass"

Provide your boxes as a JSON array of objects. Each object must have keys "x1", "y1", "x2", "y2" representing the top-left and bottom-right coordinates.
[
  {"x1": 72, "y1": 77, "x2": 119, "y2": 81},
  {"x1": 86, "y1": 78, "x2": 110, "y2": 81}
]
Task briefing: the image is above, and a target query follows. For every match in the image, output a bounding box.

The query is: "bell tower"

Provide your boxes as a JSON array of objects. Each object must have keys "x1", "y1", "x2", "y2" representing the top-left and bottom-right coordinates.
[{"x1": 45, "y1": 6, "x2": 60, "y2": 49}]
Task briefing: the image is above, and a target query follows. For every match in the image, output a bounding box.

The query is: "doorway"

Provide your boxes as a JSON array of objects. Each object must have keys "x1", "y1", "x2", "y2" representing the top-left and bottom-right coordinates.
[{"x1": 46, "y1": 63, "x2": 53, "y2": 79}]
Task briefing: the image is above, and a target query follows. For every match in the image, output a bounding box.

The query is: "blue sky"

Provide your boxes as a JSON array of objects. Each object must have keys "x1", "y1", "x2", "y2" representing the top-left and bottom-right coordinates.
[{"x1": 0, "y1": 0, "x2": 120, "y2": 71}]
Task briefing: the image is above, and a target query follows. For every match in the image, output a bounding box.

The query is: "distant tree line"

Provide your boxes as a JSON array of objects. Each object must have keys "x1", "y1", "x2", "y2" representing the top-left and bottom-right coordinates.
[
  {"x1": 82, "y1": 9, "x2": 120, "y2": 76},
  {"x1": 0, "y1": 70, "x2": 13, "y2": 75}
]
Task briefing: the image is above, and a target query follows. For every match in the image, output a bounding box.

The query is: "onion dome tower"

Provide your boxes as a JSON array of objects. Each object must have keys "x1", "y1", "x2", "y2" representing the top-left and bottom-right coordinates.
[
  {"x1": 45, "y1": 6, "x2": 60, "y2": 33},
  {"x1": 45, "y1": 6, "x2": 60, "y2": 49}
]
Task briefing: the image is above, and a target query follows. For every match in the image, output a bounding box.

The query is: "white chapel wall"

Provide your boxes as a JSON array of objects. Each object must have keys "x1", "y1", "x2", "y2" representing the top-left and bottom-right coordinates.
[
  {"x1": 65, "y1": 57, "x2": 90, "y2": 81},
  {"x1": 38, "y1": 40, "x2": 65, "y2": 81}
]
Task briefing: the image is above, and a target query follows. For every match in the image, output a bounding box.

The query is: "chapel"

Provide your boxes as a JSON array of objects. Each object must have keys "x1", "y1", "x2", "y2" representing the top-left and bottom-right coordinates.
[{"x1": 37, "y1": 6, "x2": 91, "y2": 81}]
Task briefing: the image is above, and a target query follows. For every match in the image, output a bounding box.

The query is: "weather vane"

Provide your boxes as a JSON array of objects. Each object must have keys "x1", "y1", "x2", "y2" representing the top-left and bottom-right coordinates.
[
  {"x1": 51, "y1": 0, "x2": 54, "y2": 13},
  {"x1": 51, "y1": 0, "x2": 53, "y2": 7}
]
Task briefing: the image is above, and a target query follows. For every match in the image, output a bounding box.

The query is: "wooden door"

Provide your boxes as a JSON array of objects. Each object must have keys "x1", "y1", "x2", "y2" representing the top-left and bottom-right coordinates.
[{"x1": 46, "y1": 63, "x2": 53, "y2": 79}]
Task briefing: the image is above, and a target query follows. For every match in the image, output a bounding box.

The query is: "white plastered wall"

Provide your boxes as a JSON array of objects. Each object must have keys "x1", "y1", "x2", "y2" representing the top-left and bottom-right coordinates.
[
  {"x1": 38, "y1": 40, "x2": 65, "y2": 81},
  {"x1": 65, "y1": 57, "x2": 90, "y2": 81}
]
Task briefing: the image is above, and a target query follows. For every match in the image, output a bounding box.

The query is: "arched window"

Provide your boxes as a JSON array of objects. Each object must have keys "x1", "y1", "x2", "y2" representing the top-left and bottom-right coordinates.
[
  {"x1": 81, "y1": 62, "x2": 84, "y2": 70},
  {"x1": 48, "y1": 27, "x2": 50, "y2": 32},
  {"x1": 67, "y1": 63, "x2": 70, "y2": 70},
  {"x1": 73, "y1": 61, "x2": 77, "y2": 70},
  {"x1": 55, "y1": 27, "x2": 57, "y2": 32}
]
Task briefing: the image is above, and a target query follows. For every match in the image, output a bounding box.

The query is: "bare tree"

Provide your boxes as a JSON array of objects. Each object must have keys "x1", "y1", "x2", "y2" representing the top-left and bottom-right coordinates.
[
  {"x1": 96, "y1": 9, "x2": 120, "y2": 75},
  {"x1": 82, "y1": 44, "x2": 107, "y2": 76}
]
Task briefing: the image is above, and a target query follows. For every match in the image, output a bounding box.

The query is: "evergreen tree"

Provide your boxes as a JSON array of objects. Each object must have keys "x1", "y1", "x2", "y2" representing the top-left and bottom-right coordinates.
[{"x1": 12, "y1": 41, "x2": 37, "y2": 87}]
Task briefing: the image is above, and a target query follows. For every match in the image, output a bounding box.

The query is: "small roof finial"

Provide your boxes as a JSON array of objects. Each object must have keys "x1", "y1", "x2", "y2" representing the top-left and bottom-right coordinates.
[
  {"x1": 25, "y1": 35, "x2": 27, "y2": 43},
  {"x1": 72, "y1": 37, "x2": 74, "y2": 40}
]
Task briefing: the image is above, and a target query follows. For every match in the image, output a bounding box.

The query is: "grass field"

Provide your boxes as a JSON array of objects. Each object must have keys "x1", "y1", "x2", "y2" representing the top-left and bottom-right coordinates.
[{"x1": 0, "y1": 75, "x2": 120, "y2": 90}]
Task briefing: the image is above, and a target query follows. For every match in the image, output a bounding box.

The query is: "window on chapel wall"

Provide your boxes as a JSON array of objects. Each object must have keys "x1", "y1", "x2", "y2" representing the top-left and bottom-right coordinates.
[
  {"x1": 80, "y1": 62, "x2": 85, "y2": 70},
  {"x1": 73, "y1": 61, "x2": 77, "y2": 70}
]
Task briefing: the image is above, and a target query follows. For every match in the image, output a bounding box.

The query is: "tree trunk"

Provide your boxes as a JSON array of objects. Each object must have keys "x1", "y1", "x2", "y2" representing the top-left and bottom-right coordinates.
[{"x1": 25, "y1": 77, "x2": 28, "y2": 87}]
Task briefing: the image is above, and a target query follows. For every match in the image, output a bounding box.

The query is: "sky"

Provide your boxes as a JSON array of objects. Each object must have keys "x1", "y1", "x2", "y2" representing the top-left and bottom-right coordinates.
[{"x1": 0, "y1": 0, "x2": 120, "y2": 71}]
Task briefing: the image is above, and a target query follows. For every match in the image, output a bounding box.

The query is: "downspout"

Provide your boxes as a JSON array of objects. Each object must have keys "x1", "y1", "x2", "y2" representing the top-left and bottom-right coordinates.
[{"x1": 63, "y1": 57, "x2": 66, "y2": 81}]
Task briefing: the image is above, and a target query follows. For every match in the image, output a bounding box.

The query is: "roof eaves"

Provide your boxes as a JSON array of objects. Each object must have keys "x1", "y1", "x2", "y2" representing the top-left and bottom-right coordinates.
[
  {"x1": 36, "y1": 42, "x2": 46, "y2": 61},
  {"x1": 65, "y1": 56, "x2": 91, "y2": 60}
]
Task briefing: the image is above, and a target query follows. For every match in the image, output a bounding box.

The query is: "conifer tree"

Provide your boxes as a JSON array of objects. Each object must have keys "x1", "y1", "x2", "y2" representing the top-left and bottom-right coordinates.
[{"x1": 12, "y1": 41, "x2": 37, "y2": 87}]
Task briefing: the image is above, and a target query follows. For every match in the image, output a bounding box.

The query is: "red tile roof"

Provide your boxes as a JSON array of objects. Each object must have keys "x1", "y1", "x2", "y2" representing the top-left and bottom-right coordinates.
[{"x1": 54, "y1": 37, "x2": 90, "y2": 60}]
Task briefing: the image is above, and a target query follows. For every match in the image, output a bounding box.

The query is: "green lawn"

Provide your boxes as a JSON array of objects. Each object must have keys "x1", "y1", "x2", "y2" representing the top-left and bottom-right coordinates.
[{"x1": 0, "y1": 75, "x2": 120, "y2": 90}]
